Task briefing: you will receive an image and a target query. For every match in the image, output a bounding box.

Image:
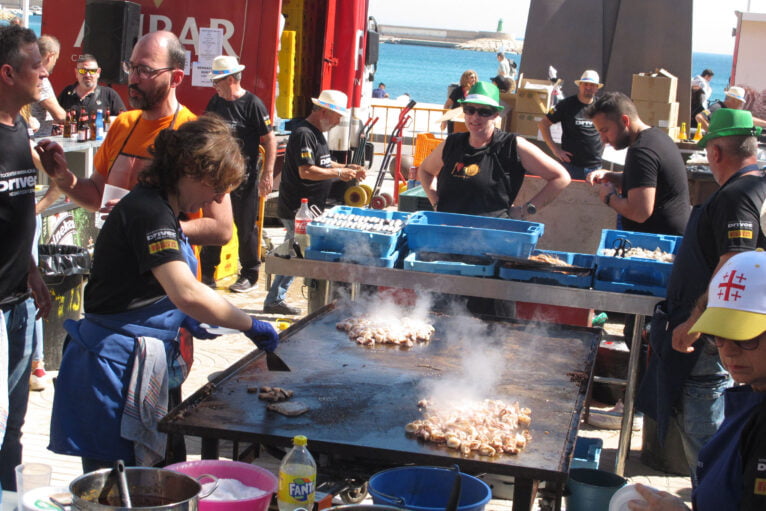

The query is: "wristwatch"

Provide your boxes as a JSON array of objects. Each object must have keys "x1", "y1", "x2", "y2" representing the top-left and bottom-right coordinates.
[
  {"x1": 524, "y1": 202, "x2": 537, "y2": 216},
  {"x1": 604, "y1": 191, "x2": 617, "y2": 206}
]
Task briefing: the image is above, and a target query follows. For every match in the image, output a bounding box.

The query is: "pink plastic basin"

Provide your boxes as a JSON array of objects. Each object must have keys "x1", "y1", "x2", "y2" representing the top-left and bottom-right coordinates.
[{"x1": 166, "y1": 460, "x2": 277, "y2": 511}]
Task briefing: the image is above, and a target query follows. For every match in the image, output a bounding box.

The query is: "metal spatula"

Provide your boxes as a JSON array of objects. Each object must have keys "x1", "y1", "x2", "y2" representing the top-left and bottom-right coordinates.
[{"x1": 266, "y1": 350, "x2": 291, "y2": 372}]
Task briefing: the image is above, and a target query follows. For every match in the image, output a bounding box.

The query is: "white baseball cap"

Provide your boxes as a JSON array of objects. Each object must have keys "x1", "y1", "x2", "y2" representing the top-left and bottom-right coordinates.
[
  {"x1": 690, "y1": 250, "x2": 766, "y2": 340},
  {"x1": 725, "y1": 86, "x2": 747, "y2": 103},
  {"x1": 575, "y1": 70, "x2": 603, "y2": 88}
]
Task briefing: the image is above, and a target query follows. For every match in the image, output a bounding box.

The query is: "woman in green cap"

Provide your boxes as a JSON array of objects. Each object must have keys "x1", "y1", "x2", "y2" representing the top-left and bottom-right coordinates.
[{"x1": 420, "y1": 81, "x2": 570, "y2": 219}]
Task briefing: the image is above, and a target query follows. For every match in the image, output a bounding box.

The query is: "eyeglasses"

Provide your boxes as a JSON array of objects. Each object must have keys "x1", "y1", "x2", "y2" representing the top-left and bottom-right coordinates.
[
  {"x1": 121, "y1": 61, "x2": 174, "y2": 79},
  {"x1": 462, "y1": 105, "x2": 496, "y2": 118},
  {"x1": 714, "y1": 336, "x2": 761, "y2": 351},
  {"x1": 77, "y1": 68, "x2": 99, "y2": 76}
]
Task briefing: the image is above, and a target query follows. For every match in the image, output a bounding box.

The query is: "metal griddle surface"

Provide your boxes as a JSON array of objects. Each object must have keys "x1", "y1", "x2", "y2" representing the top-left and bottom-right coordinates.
[{"x1": 162, "y1": 305, "x2": 598, "y2": 483}]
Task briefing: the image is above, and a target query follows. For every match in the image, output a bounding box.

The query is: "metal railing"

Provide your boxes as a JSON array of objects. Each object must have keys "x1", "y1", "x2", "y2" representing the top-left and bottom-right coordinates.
[{"x1": 368, "y1": 103, "x2": 449, "y2": 158}]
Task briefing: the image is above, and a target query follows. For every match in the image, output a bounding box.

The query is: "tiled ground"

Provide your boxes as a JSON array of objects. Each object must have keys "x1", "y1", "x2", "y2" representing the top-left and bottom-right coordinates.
[{"x1": 16, "y1": 226, "x2": 693, "y2": 510}]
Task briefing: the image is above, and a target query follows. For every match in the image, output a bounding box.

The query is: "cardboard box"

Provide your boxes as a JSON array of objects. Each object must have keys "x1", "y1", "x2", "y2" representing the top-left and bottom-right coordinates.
[
  {"x1": 511, "y1": 111, "x2": 543, "y2": 139},
  {"x1": 657, "y1": 126, "x2": 680, "y2": 141},
  {"x1": 631, "y1": 69, "x2": 678, "y2": 102},
  {"x1": 515, "y1": 78, "x2": 552, "y2": 114},
  {"x1": 634, "y1": 100, "x2": 679, "y2": 128}
]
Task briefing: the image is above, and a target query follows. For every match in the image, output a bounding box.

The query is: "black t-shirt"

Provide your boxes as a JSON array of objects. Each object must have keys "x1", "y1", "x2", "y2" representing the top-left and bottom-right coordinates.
[
  {"x1": 58, "y1": 84, "x2": 126, "y2": 116},
  {"x1": 667, "y1": 172, "x2": 766, "y2": 314},
  {"x1": 701, "y1": 99, "x2": 725, "y2": 122},
  {"x1": 437, "y1": 130, "x2": 525, "y2": 216},
  {"x1": 740, "y1": 397, "x2": 766, "y2": 510},
  {"x1": 545, "y1": 95, "x2": 603, "y2": 168},
  {"x1": 205, "y1": 91, "x2": 272, "y2": 177},
  {"x1": 0, "y1": 117, "x2": 36, "y2": 305},
  {"x1": 84, "y1": 184, "x2": 186, "y2": 314},
  {"x1": 621, "y1": 127, "x2": 690, "y2": 235},
  {"x1": 277, "y1": 119, "x2": 334, "y2": 219},
  {"x1": 448, "y1": 86, "x2": 465, "y2": 106}
]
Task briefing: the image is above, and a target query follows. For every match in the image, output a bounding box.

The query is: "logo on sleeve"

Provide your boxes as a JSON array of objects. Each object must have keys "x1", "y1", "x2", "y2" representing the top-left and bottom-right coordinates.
[
  {"x1": 728, "y1": 221, "x2": 754, "y2": 240},
  {"x1": 300, "y1": 147, "x2": 314, "y2": 161},
  {"x1": 146, "y1": 228, "x2": 179, "y2": 254}
]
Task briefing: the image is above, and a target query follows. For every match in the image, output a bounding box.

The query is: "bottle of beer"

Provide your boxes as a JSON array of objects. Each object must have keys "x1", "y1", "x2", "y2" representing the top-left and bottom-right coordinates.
[
  {"x1": 77, "y1": 108, "x2": 88, "y2": 142},
  {"x1": 62, "y1": 110, "x2": 71, "y2": 138},
  {"x1": 103, "y1": 108, "x2": 111, "y2": 133},
  {"x1": 68, "y1": 109, "x2": 78, "y2": 140},
  {"x1": 89, "y1": 113, "x2": 97, "y2": 141}
]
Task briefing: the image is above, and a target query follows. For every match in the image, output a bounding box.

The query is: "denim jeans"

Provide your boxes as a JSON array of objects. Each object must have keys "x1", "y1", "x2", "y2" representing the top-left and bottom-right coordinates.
[
  {"x1": 562, "y1": 162, "x2": 600, "y2": 181},
  {"x1": 265, "y1": 219, "x2": 295, "y2": 306},
  {"x1": 674, "y1": 338, "x2": 731, "y2": 483},
  {"x1": 0, "y1": 298, "x2": 36, "y2": 490}
]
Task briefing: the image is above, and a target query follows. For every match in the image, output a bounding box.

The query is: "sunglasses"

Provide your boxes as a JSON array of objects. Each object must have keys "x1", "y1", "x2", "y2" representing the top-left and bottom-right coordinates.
[
  {"x1": 77, "y1": 68, "x2": 99, "y2": 76},
  {"x1": 462, "y1": 105, "x2": 496, "y2": 118},
  {"x1": 714, "y1": 336, "x2": 761, "y2": 351}
]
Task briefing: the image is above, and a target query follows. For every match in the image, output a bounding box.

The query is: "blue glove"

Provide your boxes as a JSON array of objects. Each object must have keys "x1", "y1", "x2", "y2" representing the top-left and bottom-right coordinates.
[
  {"x1": 181, "y1": 316, "x2": 220, "y2": 340},
  {"x1": 244, "y1": 316, "x2": 279, "y2": 352}
]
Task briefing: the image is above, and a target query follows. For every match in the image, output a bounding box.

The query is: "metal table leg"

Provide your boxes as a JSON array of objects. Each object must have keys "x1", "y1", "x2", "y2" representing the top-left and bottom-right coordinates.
[
  {"x1": 512, "y1": 478, "x2": 540, "y2": 511},
  {"x1": 201, "y1": 438, "x2": 220, "y2": 459},
  {"x1": 614, "y1": 314, "x2": 645, "y2": 474}
]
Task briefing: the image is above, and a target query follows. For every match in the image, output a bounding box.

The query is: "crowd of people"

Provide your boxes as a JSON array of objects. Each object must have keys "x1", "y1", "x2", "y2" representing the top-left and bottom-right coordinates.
[{"x1": 2, "y1": 21, "x2": 766, "y2": 510}]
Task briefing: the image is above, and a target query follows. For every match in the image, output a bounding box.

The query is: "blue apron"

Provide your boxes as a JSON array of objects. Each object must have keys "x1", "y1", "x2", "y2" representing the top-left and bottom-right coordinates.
[
  {"x1": 49, "y1": 234, "x2": 197, "y2": 462},
  {"x1": 692, "y1": 386, "x2": 766, "y2": 510}
]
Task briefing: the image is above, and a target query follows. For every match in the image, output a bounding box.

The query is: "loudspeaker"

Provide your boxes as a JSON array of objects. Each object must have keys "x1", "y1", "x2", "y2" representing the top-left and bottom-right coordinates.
[
  {"x1": 83, "y1": 0, "x2": 141, "y2": 84},
  {"x1": 365, "y1": 30, "x2": 379, "y2": 66}
]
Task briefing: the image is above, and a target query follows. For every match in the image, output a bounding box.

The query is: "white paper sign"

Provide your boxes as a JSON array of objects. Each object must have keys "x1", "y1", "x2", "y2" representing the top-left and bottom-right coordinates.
[
  {"x1": 192, "y1": 61, "x2": 214, "y2": 87},
  {"x1": 198, "y1": 28, "x2": 223, "y2": 61}
]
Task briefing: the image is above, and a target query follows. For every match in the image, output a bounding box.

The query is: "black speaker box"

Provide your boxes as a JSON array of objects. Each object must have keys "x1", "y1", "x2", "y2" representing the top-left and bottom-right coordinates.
[
  {"x1": 366, "y1": 30, "x2": 379, "y2": 66},
  {"x1": 83, "y1": 0, "x2": 141, "y2": 84}
]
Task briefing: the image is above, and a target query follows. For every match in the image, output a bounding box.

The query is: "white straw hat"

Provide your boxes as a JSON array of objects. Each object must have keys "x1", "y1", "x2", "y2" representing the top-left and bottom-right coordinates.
[
  {"x1": 575, "y1": 70, "x2": 603, "y2": 88},
  {"x1": 208, "y1": 55, "x2": 245, "y2": 81},
  {"x1": 725, "y1": 86, "x2": 746, "y2": 103},
  {"x1": 311, "y1": 89, "x2": 349, "y2": 116}
]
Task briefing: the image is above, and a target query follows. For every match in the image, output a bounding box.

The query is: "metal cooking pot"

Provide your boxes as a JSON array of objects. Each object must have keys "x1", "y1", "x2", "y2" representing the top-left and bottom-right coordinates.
[{"x1": 70, "y1": 466, "x2": 214, "y2": 510}]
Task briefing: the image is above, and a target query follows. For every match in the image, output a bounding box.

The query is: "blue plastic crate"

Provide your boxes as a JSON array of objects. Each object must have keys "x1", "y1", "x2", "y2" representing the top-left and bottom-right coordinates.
[
  {"x1": 570, "y1": 437, "x2": 603, "y2": 470},
  {"x1": 403, "y1": 252, "x2": 496, "y2": 277},
  {"x1": 404, "y1": 211, "x2": 544, "y2": 258},
  {"x1": 594, "y1": 229, "x2": 681, "y2": 297},
  {"x1": 498, "y1": 250, "x2": 596, "y2": 289},
  {"x1": 305, "y1": 248, "x2": 401, "y2": 268},
  {"x1": 307, "y1": 206, "x2": 411, "y2": 258}
]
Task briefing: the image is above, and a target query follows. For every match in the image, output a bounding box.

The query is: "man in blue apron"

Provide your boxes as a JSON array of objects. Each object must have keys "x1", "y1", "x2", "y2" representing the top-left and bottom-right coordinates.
[{"x1": 636, "y1": 108, "x2": 766, "y2": 481}]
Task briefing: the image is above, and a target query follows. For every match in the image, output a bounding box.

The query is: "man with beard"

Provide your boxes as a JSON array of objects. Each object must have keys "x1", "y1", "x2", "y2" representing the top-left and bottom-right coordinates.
[
  {"x1": 538, "y1": 69, "x2": 604, "y2": 180},
  {"x1": 263, "y1": 90, "x2": 365, "y2": 315},
  {"x1": 36, "y1": 30, "x2": 233, "y2": 246},
  {"x1": 57, "y1": 53, "x2": 126, "y2": 115},
  {"x1": 585, "y1": 91, "x2": 690, "y2": 236}
]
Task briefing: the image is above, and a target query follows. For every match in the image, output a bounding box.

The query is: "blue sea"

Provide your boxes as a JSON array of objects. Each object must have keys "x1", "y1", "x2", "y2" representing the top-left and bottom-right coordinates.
[{"x1": 374, "y1": 43, "x2": 733, "y2": 105}]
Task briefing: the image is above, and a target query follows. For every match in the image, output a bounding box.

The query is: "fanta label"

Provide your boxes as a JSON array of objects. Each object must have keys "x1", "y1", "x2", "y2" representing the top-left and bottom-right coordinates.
[{"x1": 278, "y1": 471, "x2": 316, "y2": 505}]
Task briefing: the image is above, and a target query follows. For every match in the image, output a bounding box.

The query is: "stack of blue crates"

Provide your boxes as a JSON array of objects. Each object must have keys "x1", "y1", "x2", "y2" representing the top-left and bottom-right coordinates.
[
  {"x1": 570, "y1": 437, "x2": 603, "y2": 470},
  {"x1": 498, "y1": 249, "x2": 596, "y2": 288},
  {"x1": 305, "y1": 206, "x2": 411, "y2": 268},
  {"x1": 593, "y1": 229, "x2": 682, "y2": 296},
  {"x1": 403, "y1": 211, "x2": 545, "y2": 276}
]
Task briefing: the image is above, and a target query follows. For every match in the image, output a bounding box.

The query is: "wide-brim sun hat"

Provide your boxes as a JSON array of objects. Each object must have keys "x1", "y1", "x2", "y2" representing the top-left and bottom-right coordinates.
[
  {"x1": 208, "y1": 55, "x2": 245, "y2": 81},
  {"x1": 725, "y1": 85, "x2": 747, "y2": 103},
  {"x1": 689, "y1": 250, "x2": 766, "y2": 340},
  {"x1": 698, "y1": 108, "x2": 762, "y2": 148},
  {"x1": 311, "y1": 89, "x2": 349, "y2": 116},
  {"x1": 457, "y1": 81, "x2": 504, "y2": 111},
  {"x1": 574, "y1": 69, "x2": 603, "y2": 88}
]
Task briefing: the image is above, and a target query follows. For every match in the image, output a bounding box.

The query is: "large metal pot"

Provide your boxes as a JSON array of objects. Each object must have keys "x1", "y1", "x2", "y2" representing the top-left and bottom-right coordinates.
[{"x1": 70, "y1": 467, "x2": 207, "y2": 510}]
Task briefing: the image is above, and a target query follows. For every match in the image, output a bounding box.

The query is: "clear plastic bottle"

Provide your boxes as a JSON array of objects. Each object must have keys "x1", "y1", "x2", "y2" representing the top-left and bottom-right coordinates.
[
  {"x1": 293, "y1": 198, "x2": 312, "y2": 256},
  {"x1": 277, "y1": 435, "x2": 317, "y2": 511},
  {"x1": 95, "y1": 109, "x2": 105, "y2": 140}
]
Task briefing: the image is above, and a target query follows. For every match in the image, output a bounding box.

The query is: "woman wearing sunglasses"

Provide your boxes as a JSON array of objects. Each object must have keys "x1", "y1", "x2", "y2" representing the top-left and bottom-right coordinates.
[
  {"x1": 419, "y1": 81, "x2": 570, "y2": 219},
  {"x1": 628, "y1": 250, "x2": 766, "y2": 511}
]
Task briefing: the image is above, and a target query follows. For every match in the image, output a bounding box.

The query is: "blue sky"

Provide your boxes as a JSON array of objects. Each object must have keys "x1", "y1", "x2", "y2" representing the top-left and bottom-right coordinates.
[{"x1": 369, "y1": 0, "x2": 766, "y2": 55}]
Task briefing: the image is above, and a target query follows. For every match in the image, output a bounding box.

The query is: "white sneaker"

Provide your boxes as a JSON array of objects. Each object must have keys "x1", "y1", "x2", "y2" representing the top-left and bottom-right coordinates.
[{"x1": 29, "y1": 361, "x2": 49, "y2": 391}]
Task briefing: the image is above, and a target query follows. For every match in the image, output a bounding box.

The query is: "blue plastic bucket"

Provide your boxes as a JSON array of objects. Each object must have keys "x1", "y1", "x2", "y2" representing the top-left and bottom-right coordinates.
[
  {"x1": 565, "y1": 468, "x2": 627, "y2": 511},
  {"x1": 368, "y1": 466, "x2": 491, "y2": 511}
]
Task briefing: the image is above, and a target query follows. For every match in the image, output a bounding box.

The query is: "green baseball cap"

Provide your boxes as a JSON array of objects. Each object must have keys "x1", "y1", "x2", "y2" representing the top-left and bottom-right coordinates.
[
  {"x1": 458, "y1": 81, "x2": 504, "y2": 111},
  {"x1": 698, "y1": 108, "x2": 762, "y2": 148}
]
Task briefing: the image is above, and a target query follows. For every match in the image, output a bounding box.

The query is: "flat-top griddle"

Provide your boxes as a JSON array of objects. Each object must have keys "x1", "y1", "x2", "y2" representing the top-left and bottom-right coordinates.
[{"x1": 161, "y1": 304, "x2": 599, "y2": 509}]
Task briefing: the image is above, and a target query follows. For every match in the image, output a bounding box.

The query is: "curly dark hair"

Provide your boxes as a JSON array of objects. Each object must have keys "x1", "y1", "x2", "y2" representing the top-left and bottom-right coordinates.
[{"x1": 139, "y1": 114, "x2": 244, "y2": 194}]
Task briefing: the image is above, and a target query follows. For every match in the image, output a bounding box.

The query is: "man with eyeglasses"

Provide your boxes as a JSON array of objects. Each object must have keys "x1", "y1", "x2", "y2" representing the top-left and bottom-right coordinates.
[
  {"x1": 37, "y1": 30, "x2": 233, "y2": 247},
  {"x1": 57, "y1": 53, "x2": 125, "y2": 115},
  {"x1": 636, "y1": 108, "x2": 766, "y2": 484}
]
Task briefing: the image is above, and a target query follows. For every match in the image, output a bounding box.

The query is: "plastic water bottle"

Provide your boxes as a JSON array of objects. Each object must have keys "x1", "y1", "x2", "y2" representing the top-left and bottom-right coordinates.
[
  {"x1": 277, "y1": 435, "x2": 317, "y2": 511},
  {"x1": 293, "y1": 198, "x2": 312, "y2": 256},
  {"x1": 95, "y1": 109, "x2": 105, "y2": 140}
]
